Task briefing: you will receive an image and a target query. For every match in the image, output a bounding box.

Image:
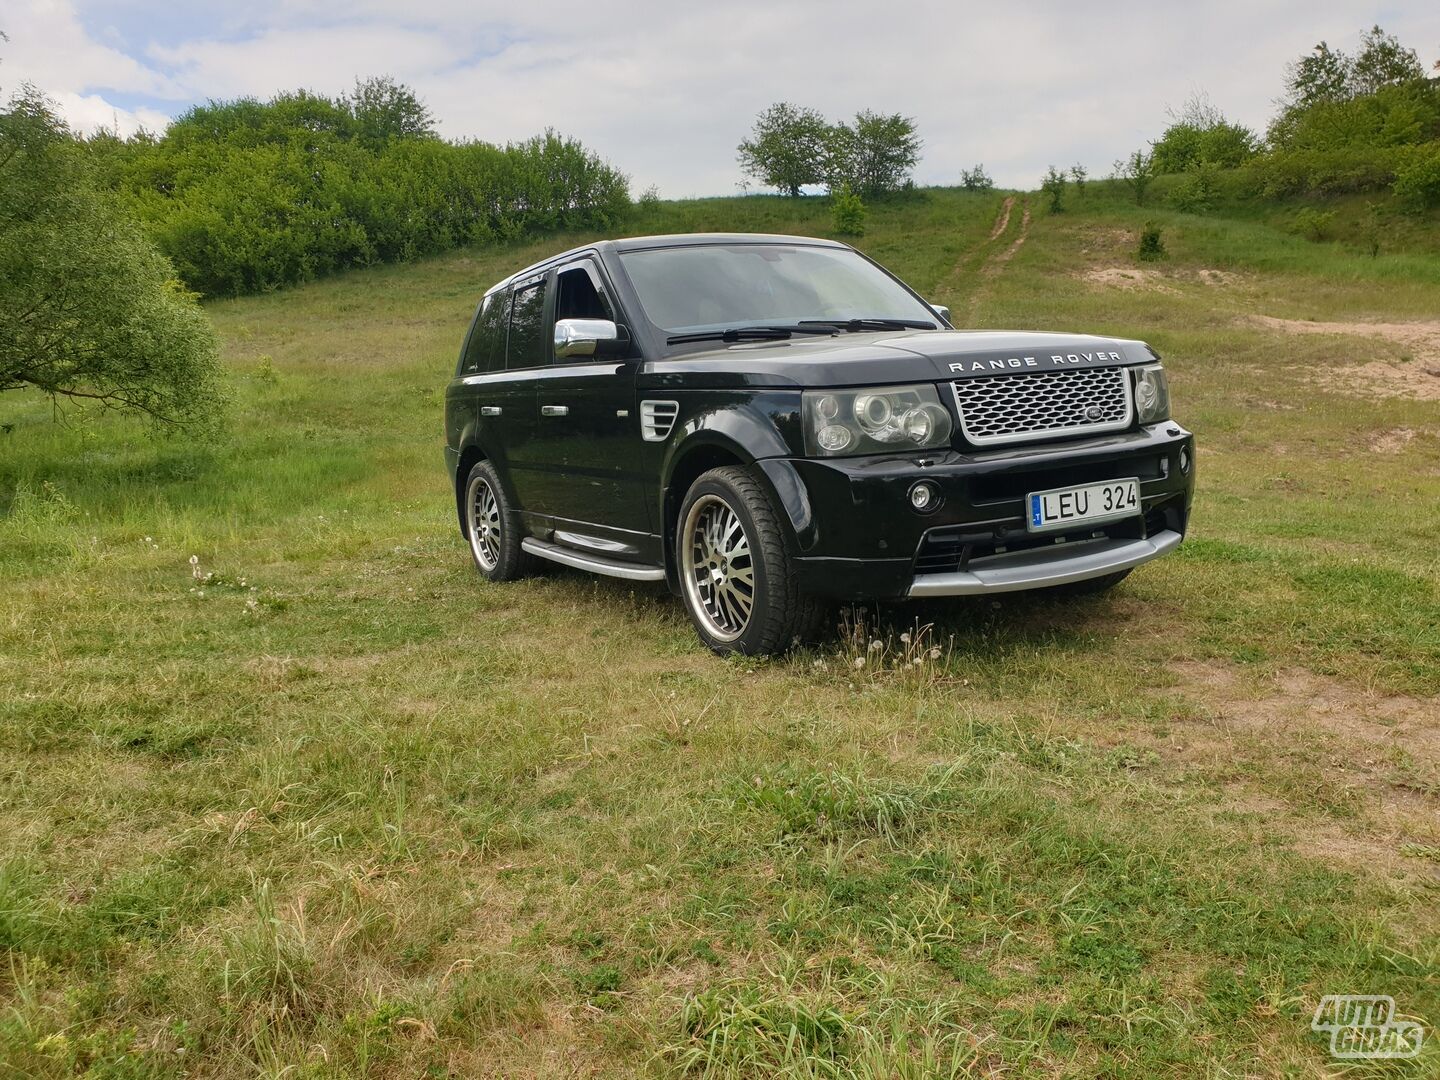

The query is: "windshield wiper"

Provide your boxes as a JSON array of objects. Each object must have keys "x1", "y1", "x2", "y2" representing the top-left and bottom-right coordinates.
[
  {"x1": 800, "y1": 318, "x2": 936, "y2": 332},
  {"x1": 667, "y1": 324, "x2": 840, "y2": 345}
]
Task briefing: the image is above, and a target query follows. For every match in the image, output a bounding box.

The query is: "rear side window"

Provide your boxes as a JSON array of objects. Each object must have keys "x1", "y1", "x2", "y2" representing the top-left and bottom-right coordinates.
[
  {"x1": 461, "y1": 291, "x2": 508, "y2": 373},
  {"x1": 507, "y1": 280, "x2": 547, "y2": 368}
]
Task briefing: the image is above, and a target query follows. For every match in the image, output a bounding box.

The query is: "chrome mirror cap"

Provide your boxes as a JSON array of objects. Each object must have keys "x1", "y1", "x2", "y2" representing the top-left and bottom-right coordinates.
[
  {"x1": 929, "y1": 303, "x2": 952, "y2": 326},
  {"x1": 554, "y1": 318, "x2": 619, "y2": 358}
]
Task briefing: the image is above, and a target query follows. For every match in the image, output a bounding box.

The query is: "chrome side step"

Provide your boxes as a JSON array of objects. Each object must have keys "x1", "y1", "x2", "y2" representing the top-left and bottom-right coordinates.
[{"x1": 521, "y1": 537, "x2": 666, "y2": 582}]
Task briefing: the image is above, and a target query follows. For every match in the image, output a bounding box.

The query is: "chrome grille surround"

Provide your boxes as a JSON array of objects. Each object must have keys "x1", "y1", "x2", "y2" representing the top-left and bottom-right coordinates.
[{"x1": 951, "y1": 367, "x2": 1133, "y2": 447}]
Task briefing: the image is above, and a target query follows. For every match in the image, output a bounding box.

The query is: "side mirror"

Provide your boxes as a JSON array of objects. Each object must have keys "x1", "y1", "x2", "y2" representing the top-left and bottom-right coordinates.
[
  {"x1": 555, "y1": 318, "x2": 623, "y2": 359},
  {"x1": 929, "y1": 303, "x2": 952, "y2": 326}
]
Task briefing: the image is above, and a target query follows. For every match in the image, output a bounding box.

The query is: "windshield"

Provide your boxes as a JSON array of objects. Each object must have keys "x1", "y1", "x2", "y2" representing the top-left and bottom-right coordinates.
[{"x1": 618, "y1": 244, "x2": 936, "y2": 335}]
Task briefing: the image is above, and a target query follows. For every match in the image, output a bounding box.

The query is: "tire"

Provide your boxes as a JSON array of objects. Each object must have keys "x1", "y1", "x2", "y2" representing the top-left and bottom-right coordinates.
[
  {"x1": 676, "y1": 466, "x2": 825, "y2": 656},
  {"x1": 1044, "y1": 568, "x2": 1131, "y2": 597},
  {"x1": 462, "y1": 460, "x2": 531, "y2": 582}
]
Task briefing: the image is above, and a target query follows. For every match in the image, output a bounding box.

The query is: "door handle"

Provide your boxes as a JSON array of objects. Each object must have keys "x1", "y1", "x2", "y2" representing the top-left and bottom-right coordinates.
[
  {"x1": 480, "y1": 406, "x2": 502, "y2": 416},
  {"x1": 540, "y1": 405, "x2": 569, "y2": 417}
]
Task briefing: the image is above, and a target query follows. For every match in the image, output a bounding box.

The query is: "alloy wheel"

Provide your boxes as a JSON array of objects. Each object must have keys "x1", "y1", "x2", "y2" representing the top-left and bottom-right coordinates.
[
  {"x1": 681, "y1": 493, "x2": 755, "y2": 641},
  {"x1": 467, "y1": 473, "x2": 501, "y2": 572}
]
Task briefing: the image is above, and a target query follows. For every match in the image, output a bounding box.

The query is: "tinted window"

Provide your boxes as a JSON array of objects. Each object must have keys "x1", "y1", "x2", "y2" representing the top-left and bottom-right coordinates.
[
  {"x1": 618, "y1": 244, "x2": 935, "y2": 334},
  {"x1": 462, "y1": 291, "x2": 508, "y2": 373},
  {"x1": 554, "y1": 265, "x2": 612, "y2": 322},
  {"x1": 507, "y1": 280, "x2": 547, "y2": 368}
]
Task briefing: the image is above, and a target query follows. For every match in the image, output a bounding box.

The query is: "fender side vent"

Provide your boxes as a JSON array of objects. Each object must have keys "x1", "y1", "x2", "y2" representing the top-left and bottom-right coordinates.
[{"x1": 640, "y1": 399, "x2": 679, "y2": 442}]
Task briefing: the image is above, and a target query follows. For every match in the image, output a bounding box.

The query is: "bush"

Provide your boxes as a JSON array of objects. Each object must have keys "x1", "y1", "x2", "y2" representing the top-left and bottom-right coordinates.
[
  {"x1": 1251, "y1": 145, "x2": 1408, "y2": 197},
  {"x1": 1291, "y1": 207, "x2": 1338, "y2": 241},
  {"x1": 1170, "y1": 161, "x2": 1221, "y2": 213},
  {"x1": 1114, "y1": 150, "x2": 1155, "y2": 205},
  {"x1": 960, "y1": 164, "x2": 993, "y2": 191},
  {"x1": 1392, "y1": 145, "x2": 1440, "y2": 210},
  {"x1": 637, "y1": 184, "x2": 662, "y2": 210},
  {"x1": 94, "y1": 87, "x2": 629, "y2": 297},
  {"x1": 1137, "y1": 223, "x2": 1166, "y2": 261},
  {"x1": 1041, "y1": 166, "x2": 1066, "y2": 212},
  {"x1": 830, "y1": 184, "x2": 866, "y2": 236}
]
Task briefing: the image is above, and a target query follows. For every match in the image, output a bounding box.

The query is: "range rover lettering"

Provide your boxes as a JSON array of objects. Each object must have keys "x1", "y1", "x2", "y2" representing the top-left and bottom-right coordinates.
[{"x1": 443, "y1": 234, "x2": 1195, "y2": 655}]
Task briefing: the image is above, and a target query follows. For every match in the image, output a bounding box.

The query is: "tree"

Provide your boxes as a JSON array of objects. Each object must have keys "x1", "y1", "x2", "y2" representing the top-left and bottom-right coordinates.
[
  {"x1": 347, "y1": 76, "x2": 435, "y2": 146},
  {"x1": 960, "y1": 164, "x2": 993, "y2": 191},
  {"x1": 1041, "y1": 165, "x2": 1066, "y2": 212},
  {"x1": 0, "y1": 87, "x2": 225, "y2": 431},
  {"x1": 736, "y1": 102, "x2": 830, "y2": 196},
  {"x1": 1069, "y1": 163, "x2": 1087, "y2": 195},
  {"x1": 1350, "y1": 26, "x2": 1425, "y2": 96},
  {"x1": 827, "y1": 110, "x2": 921, "y2": 197},
  {"x1": 1284, "y1": 41, "x2": 1353, "y2": 108},
  {"x1": 1113, "y1": 150, "x2": 1155, "y2": 205}
]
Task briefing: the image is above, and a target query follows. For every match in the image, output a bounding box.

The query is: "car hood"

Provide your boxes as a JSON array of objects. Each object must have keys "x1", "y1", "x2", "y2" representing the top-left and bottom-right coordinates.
[{"x1": 637, "y1": 329, "x2": 1159, "y2": 390}]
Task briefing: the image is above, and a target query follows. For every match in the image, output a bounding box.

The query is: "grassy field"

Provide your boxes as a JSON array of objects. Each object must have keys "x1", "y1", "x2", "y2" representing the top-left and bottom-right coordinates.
[{"x1": 2, "y1": 186, "x2": 1437, "y2": 1077}]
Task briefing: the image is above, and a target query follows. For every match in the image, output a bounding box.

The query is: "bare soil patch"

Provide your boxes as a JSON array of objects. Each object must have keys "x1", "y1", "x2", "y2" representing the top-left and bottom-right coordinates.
[
  {"x1": 1369, "y1": 427, "x2": 1418, "y2": 454},
  {"x1": 988, "y1": 195, "x2": 1015, "y2": 241},
  {"x1": 1246, "y1": 314, "x2": 1440, "y2": 400},
  {"x1": 1151, "y1": 661, "x2": 1440, "y2": 881},
  {"x1": 1082, "y1": 267, "x2": 1179, "y2": 294}
]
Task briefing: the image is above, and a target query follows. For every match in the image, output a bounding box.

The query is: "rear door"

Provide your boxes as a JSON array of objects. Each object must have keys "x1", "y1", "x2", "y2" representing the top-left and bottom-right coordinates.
[{"x1": 524, "y1": 259, "x2": 656, "y2": 560}]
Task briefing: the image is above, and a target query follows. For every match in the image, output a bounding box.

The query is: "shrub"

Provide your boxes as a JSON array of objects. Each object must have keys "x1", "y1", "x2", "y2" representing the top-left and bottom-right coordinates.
[
  {"x1": 1170, "y1": 161, "x2": 1221, "y2": 213},
  {"x1": 830, "y1": 184, "x2": 866, "y2": 236},
  {"x1": 637, "y1": 184, "x2": 662, "y2": 210},
  {"x1": 1114, "y1": 150, "x2": 1155, "y2": 205},
  {"x1": 1137, "y1": 223, "x2": 1166, "y2": 261},
  {"x1": 960, "y1": 164, "x2": 993, "y2": 191},
  {"x1": 1392, "y1": 145, "x2": 1440, "y2": 210},
  {"x1": 1041, "y1": 166, "x2": 1066, "y2": 212},
  {"x1": 94, "y1": 86, "x2": 629, "y2": 297},
  {"x1": 1291, "y1": 207, "x2": 1338, "y2": 241}
]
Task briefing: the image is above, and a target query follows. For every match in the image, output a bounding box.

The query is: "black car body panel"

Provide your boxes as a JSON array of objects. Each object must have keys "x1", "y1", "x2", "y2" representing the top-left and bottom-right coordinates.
[{"x1": 444, "y1": 233, "x2": 1195, "y2": 609}]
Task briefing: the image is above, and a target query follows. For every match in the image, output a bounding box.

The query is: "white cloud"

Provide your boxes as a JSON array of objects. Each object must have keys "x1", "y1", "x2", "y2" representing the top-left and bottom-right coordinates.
[{"x1": 5, "y1": 0, "x2": 1439, "y2": 194}]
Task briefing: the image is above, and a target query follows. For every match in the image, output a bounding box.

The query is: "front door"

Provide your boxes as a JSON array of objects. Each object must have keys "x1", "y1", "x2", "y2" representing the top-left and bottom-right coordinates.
[{"x1": 524, "y1": 260, "x2": 656, "y2": 561}]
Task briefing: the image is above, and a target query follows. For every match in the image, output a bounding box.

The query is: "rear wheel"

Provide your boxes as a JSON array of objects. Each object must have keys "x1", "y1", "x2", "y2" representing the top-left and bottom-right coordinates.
[
  {"x1": 677, "y1": 466, "x2": 824, "y2": 656},
  {"x1": 463, "y1": 460, "x2": 530, "y2": 582}
]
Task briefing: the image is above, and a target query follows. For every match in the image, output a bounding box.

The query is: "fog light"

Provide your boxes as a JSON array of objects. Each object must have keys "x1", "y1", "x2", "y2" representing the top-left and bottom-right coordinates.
[
  {"x1": 909, "y1": 481, "x2": 940, "y2": 512},
  {"x1": 1179, "y1": 447, "x2": 1191, "y2": 474}
]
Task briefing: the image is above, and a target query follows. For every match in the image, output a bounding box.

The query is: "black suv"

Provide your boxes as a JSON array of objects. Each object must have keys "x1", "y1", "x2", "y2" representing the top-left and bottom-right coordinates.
[{"x1": 444, "y1": 233, "x2": 1195, "y2": 655}]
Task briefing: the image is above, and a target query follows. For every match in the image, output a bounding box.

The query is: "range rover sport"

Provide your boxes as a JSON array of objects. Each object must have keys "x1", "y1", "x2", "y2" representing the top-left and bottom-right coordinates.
[{"x1": 443, "y1": 233, "x2": 1195, "y2": 655}]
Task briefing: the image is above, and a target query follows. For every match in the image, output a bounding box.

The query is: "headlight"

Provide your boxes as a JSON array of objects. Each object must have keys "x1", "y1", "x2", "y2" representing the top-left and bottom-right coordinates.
[
  {"x1": 803, "y1": 384, "x2": 953, "y2": 457},
  {"x1": 1133, "y1": 364, "x2": 1169, "y2": 424}
]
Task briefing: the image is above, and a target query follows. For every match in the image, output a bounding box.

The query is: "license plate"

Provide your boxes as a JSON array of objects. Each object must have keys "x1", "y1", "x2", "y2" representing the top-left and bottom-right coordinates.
[{"x1": 1027, "y1": 478, "x2": 1139, "y2": 533}]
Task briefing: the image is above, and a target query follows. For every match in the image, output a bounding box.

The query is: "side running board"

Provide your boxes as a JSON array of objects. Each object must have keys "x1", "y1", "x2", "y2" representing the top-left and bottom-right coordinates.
[{"x1": 520, "y1": 537, "x2": 666, "y2": 582}]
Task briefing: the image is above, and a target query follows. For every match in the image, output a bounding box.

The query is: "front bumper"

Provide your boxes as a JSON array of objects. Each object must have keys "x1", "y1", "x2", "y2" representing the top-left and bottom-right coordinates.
[{"x1": 759, "y1": 423, "x2": 1195, "y2": 601}]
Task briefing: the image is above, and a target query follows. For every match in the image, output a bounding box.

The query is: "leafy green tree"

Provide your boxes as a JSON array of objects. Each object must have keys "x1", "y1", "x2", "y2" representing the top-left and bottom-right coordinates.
[
  {"x1": 827, "y1": 111, "x2": 921, "y2": 197},
  {"x1": 1113, "y1": 150, "x2": 1156, "y2": 205},
  {"x1": 1069, "y1": 163, "x2": 1087, "y2": 195},
  {"x1": 1350, "y1": 26, "x2": 1425, "y2": 96},
  {"x1": 736, "y1": 102, "x2": 830, "y2": 196},
  {"x1": 0, "y1": 88, "x2": 224, "y2": 430},
  {"x1": 1041, "y1": 165, "x2": 1066, "y2": 212},
  {"x1": 960, "y1": 164, "x2": 993, "y2": 191},
  {"x1": 829, "y1": 183, "x2": 866, "y2": 236},
  {"x1": 1284, "y1": 41, "x2": 1353, "y2": 108},
  {"x1": 348, "y1": 76, "x2": 436, "y2": 146}
]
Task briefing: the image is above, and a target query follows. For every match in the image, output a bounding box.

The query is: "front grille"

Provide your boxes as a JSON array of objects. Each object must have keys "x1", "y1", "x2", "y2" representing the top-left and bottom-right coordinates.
[{"x1": 952, "y1": 367, "x2": 1132, "y2": 447}]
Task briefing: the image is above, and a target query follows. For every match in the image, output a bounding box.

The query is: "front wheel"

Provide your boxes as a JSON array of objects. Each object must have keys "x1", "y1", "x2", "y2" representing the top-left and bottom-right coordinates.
[{"x1": 676, "y1": 466, "x2": 823, "y2": 656}]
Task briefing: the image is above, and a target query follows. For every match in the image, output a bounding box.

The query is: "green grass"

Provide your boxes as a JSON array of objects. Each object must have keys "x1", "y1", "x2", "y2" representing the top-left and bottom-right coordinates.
[{"x1": 1, "y1": 187, "x2": 1437, "y2": 1076}]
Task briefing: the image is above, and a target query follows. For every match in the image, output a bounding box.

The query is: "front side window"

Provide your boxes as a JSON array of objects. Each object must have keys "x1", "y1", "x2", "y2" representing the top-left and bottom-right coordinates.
[
  {"x1": 618, "y1": 244, "x2": 935, "y2": 335},
  {"x1": 507, "y1": 280, "x2": 547, "y2": 368},
  {"x1": 554, "y1": 264, "x2": 613, "y2": 324}
]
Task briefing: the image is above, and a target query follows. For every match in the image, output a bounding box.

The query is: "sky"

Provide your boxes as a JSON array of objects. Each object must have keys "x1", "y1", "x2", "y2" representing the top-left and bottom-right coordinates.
[{"x1": 3, "y1": 1, "x2": 1438, "y2": 197}]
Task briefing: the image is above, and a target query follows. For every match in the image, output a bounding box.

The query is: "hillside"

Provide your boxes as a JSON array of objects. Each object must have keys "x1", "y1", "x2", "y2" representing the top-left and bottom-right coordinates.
[{"x1": 1, "y1": 189, "x2": 1437, "y2": 1076}]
